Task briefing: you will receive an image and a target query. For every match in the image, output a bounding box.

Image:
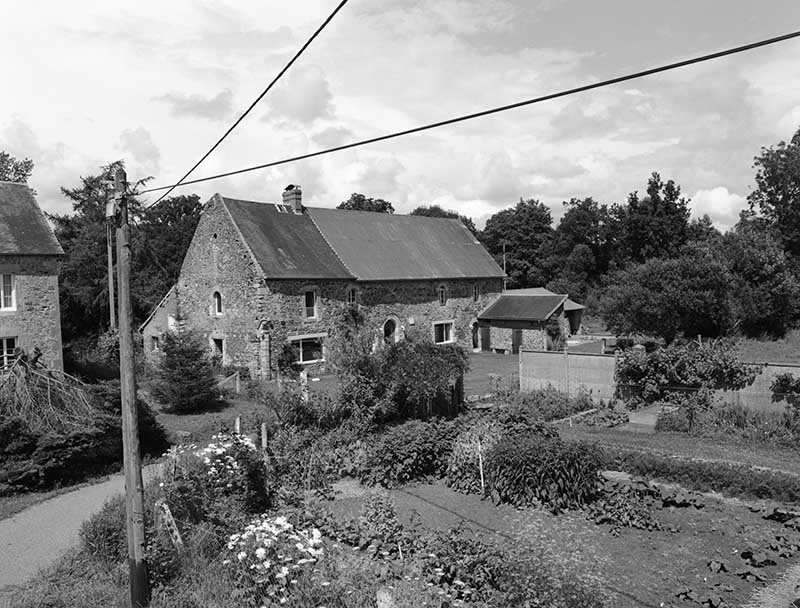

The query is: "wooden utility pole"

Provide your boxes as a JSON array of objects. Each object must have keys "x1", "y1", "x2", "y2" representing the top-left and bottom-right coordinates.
[
  {"x1": 115, "y1": 166, "x2": 150, "y2": 607},
  {"x1": 106, "y1": 192, "x2": 117, "y2": 330},
  {"x1": 502, "y1": 242, "x2": 507, "y2": 291}
]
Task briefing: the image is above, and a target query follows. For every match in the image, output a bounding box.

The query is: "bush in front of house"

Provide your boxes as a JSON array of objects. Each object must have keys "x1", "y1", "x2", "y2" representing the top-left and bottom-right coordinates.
[
  {"x1": 485, "y1": 435, "x2": 603, "y2": 512},
  {"x1": 152, "y1": 329, "x2": 221, "y2": 414},
  {"x1": 501, "y1": 385, "x2": 595, "y2": 421}
]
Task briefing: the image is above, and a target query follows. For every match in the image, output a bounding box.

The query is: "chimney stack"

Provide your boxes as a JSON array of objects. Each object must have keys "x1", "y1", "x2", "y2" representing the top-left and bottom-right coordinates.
[{"x1": 282, "y1": 184, "x2": 303, "y2": 213}]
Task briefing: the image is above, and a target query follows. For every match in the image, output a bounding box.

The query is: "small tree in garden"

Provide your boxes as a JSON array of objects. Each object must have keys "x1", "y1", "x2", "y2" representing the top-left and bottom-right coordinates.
[{"x1": 153, "y1": 329, "x2": 220, "y2": 414}]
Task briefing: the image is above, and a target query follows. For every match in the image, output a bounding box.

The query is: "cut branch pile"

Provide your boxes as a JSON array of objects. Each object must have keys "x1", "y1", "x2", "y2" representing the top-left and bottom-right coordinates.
[{"x1": 0, "y1": 355, "x2": 96, "y2": 434}]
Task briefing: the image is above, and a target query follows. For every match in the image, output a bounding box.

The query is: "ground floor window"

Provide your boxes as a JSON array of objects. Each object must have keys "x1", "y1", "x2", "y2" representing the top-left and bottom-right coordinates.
[
  {"x1": 211, "y1": 338, "x2": 224, "y2": 360},
  {"x1": 433, "y1": 321, "x2": 454, "y2": 344},
  {"x1": 291, "y1": 336, "x2": 324, "y2": 363},
  {"x1": 151, "y1": 336, "x2": 160, "y2": 352},
  {"x1": 0, "y1": 336, "x2": 17, "y2": 366}
]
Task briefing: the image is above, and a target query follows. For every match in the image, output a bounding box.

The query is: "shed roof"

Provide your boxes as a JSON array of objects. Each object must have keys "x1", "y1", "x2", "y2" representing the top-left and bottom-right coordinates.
[
  {"x1": 307, "y1": 207, "x2": 504, "y2": 281},
  {"x1": 221, "y1": 196, "x2": 353, "y2": 280},
  {"x1": 0, "y1": 181, "x2": 63, "y2": 255},
  {"x1": 503, "y1": 287, "x2": 585, "y2": 312},
  {"x1": 478, "y1": 293, "x2": 567, "y2": 322}
]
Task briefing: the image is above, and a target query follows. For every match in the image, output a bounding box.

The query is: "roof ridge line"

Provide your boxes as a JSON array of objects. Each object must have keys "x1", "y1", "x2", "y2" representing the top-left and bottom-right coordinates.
[
  {"x1": 306, "y1": 208, "x2": 357, "y2": 279},
  {"x1": 218, "y1": 195, "x2": 268, "y2": 279}
]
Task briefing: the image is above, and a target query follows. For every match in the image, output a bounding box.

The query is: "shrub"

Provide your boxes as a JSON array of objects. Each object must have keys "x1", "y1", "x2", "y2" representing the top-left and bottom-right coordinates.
[
  {"x1": 360, "y1": 418, "x2": 460, "y2": 487},
  {"x1": 654, "y1": 408, "x2": 690, "y2": 432},
  {"x1": 358, "y1": 489, "x2": 402, "y2": 545},
  {"x1": 446, "y1": 409, "x2": 558, "y2": 494},
  {"x1": 502, "y1": 385, "x2": 595, "y2": 421},
  {"x1": 616, "y1": 341, "x2": 761, "y2": 406},
  {"x1": 152, "y1": 330, "x2": 221, "y2": 414},
  {"x1": 485, "y1": 436, "x2": 602, "y2": 512}
]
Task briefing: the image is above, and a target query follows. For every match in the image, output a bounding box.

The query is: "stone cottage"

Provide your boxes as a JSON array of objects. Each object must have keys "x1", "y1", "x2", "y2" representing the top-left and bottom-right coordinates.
[
  {"x1": 477, "y1": 287, "x2": 584, "y2": 354},
  {"x1": 0, "y1": 181, "x2": 64, "y2": 370},
  {"x1": 141, "y1": 186, "x2": 505, "y2": 378}
]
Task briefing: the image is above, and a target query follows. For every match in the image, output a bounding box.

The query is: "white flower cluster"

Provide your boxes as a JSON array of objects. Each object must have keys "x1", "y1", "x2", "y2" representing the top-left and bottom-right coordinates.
[
  {"x1": 164, "y1": 433, "x2": 258, "y2": 491},
  {"x1": 224, "y1": 515, "x2": 324, "y2": 603}
]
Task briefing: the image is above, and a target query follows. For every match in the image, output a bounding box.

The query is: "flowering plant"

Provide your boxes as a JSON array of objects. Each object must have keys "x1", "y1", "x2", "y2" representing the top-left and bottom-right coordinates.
[{"x1": 224, "y1": 514, "x2": 324, "y2": 604}]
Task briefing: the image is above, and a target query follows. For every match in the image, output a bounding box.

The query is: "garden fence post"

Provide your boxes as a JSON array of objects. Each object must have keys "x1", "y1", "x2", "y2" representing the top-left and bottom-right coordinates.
[
  {"x1": 234, "y1": 416, "x2": 241, "y2": 435},
  {"x1": 477, "y1": 439, "x2": 485, "y2": 495}
]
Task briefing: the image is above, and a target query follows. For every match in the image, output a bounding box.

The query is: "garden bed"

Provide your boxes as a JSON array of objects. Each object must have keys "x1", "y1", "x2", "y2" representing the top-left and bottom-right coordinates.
[{"x1": 328, "y1": 479, "x2": 800, "y2": 608}]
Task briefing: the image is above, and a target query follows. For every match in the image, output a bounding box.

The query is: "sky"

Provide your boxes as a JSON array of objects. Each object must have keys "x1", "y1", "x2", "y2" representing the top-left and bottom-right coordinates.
[{"x1": 2, "y1": 0, "x2": 800, "y2": 231}]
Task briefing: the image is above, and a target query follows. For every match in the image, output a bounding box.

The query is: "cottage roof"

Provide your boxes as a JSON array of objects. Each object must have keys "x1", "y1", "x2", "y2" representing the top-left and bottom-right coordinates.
[
  {"x1": 217, "y1": 195, "x2": 504, "y2": 281},
  {"x1": 0, "y1": 182, "x2": 64, "y2": 256},
  {"x1": 221, "y1": 196, "x2": 353, "y2": 280},
  {"x1": 478, "y1": 293, "x2": 567, "y2": 322}
]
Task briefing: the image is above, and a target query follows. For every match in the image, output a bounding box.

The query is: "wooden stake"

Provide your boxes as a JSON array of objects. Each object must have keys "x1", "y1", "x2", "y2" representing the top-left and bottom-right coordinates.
[
  {"x1": 234, "y1": 415, "x2": 241, "y2": 435},
  {"x1": 115, "y1": 166, "x2": 150, "y2": 607}
]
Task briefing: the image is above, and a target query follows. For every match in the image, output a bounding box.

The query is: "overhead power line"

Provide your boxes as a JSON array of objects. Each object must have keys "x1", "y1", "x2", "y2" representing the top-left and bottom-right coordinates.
[
  {"x1": 149, "y1": 0, "x2": 350, "y2": 207},
  {"x1": 141, "y1": 28, "x2": 800, "y2": 197}
]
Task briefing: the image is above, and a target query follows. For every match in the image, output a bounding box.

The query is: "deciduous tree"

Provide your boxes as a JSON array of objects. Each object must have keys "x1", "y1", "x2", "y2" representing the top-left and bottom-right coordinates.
[
  {"x1": 0, "y1": 150, "x2": 34, "y2": 183},
  {"x1": 410, "y1": 204, "x2": 478, "y2": 235},
  {"x1": 337, "y1": 193, "x2": 394, "y2": 213}
]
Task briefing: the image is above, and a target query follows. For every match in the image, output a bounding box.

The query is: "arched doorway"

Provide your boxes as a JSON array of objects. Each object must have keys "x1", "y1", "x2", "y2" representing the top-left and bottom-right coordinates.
[{"x1": 383, "y1": 319, "x2": 397, "y2": 343}]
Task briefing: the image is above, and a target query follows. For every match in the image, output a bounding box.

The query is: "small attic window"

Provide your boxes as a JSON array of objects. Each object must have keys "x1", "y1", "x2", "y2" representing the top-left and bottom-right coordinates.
[
  {"x1": 213, "y1": 291, "x2": 223, "y2": 315},
  {"x1": 437, "y1": 284, "x2": 447, "y2": 306}
]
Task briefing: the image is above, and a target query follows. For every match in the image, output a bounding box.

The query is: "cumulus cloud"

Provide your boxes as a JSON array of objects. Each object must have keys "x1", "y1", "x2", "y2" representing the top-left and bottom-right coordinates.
[
  {"x1": 690, "y1": 187, "x2": 747, "y2": 232},
  {"x1": 153, "y1": 89, "x2": 233, "y2": 121},
  {"x1": 118, "y1": 127, "x2": 160, "y2": 174},
  {"x1": 264, "y1": 66, "x2": 334, "y2": 125}
]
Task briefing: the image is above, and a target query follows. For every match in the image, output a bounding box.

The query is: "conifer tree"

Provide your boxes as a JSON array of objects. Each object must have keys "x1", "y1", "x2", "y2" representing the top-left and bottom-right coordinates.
[{"x1": 153, "y1": 329, "x2": 220, "y2": 413}]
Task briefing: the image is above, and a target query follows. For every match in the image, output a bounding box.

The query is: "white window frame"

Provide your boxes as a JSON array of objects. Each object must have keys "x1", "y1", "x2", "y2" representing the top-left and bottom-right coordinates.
[
  {"x1": 1, "y1": 274, "x2": 16, "y2": 311},
  {"x1": 0, "y1": 336, "x2": 17, "y2": 366},
  {"x1": 289, "y1": 333, "x2": 326, "y2": 364},
  {"x1": 437, "y1": 284, "x2": 447, "y2": 306},
  {"x1": 151, "y1": 336, "x2": 160, "y2": 352},
  {"x1": 346, "y1": 286, "x2": 358, "y2": 306},
  {"x1": 303, "y1": 289, "x2": 318, "y2": 319},
  {"x1": 433, "y1": 321, "x2": 455, "y2": 345},
  {"x1": 213, "y1": 291, "x2": 223, "y2": 316}
]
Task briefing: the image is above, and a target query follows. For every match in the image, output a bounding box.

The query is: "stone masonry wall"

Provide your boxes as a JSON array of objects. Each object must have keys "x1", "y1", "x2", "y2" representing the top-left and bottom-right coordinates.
[
  {"x1": 176, "y1": 199, "x2": 263, "y2": 372},
  {"x1": 0, "y1": 255, "x2": 63, "y2": 370}
]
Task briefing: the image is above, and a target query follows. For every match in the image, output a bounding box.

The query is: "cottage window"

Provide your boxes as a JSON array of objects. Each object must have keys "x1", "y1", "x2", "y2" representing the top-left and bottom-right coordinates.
[
  {"x1": 437, "y1": 284, "x2": 447, "y2": 306},
  {"x1": 1, "y1": 274, "x2": 15, "y2": 311},
  {"x1": 304, "y1": 290, "x2": 317, "y2": 318},
  {"x1": 0, "y1": 336, "x2": 16, "y2": 367},
  {"x1": 213, "y1": 291, "x2": 223, "y2": 315},
  {"x1": 212, "y1": 338, "x2": 224, "y2": 359},
  {"x1": 291, "y1": 336, "x2": 324, "y2": 363},
  {"x1": 433, "y1": 321, "x2": 454, "y2": 344},
  {"x1": 151, "y1": 336, "x2": 160, "y2": 352},
  {"x1": 346, "y1": 287, "x2": 358, "y2": 306},
  {"x1": 473, "y1": 284, "x2": 480, "y2": 302}
]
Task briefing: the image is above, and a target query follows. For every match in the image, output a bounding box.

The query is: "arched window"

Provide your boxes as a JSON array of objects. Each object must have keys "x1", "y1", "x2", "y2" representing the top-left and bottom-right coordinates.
[
  {"x1": 383, "y1": 318, "x2": 397, "y2": 343},
  {"x1": 437, "y1": 284, "x2": 447, "y2": 306},
  {"x1": 213, "y1": 291, "x2": 223, "y2": 315}
]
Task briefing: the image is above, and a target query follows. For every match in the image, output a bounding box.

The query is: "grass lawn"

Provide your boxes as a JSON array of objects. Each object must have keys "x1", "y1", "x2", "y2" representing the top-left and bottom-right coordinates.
[
  {"x1": 330, "y1": 478, "x2": 800, "y2": 608},
  {"x1": 736, "y1": 330, "x2": 800, "y2": 365}
]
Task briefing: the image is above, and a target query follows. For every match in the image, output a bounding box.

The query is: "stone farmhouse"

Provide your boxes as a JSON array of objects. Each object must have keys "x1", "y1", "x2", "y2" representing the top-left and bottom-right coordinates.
[
  {"x1": 0, "y1": 182, "x2": 64, "y2": 370},
  {"x1": 141, "y1": 186, "x2": 506, "y2": 378}
]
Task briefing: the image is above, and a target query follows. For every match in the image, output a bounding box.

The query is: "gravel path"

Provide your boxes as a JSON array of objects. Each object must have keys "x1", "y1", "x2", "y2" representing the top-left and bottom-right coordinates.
[{"x1": 0, "y1": 464, "x2": 161, "y2": 591}]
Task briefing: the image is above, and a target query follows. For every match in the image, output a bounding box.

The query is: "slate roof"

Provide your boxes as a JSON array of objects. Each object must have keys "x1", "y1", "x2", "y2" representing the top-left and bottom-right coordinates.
[
  {"x1": 221, "y1": 196, "x2": 353, "y2": 280},
  {"x1": 217, "y1": 195, "x2": 504, "y2": 281},
  {"x1": 478, "y1": 293, "x2": 567, "y2": 322},
  {"x1": 500, "y1": 287, "x2": 585, "y2": 312},
  {"x1": 307, "y1": 207, "x2": 504, "y2": 281},
  {"x1": 0, "y1": 181, "x2": 63, "y2": 255}
]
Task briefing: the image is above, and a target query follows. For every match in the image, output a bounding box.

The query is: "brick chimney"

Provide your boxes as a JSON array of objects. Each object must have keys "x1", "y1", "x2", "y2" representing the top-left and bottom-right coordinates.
[{"x1": 282, "y1": 184, "x2": 303, "y2": 213}]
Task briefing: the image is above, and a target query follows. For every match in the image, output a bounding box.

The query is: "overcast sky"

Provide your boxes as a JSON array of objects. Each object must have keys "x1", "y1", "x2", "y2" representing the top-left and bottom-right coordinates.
[{"x1": 2, "y1": 0, "x2": 800, "y2": 230}]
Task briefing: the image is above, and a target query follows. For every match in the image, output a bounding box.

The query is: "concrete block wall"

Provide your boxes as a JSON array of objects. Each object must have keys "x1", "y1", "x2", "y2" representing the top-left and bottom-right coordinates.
[
  {"x1": 519, "y1": 350, "x2": 616, "y2": 402},
  {"x1": 0, "y1": 255, "x2": 63, "y2": 370}
]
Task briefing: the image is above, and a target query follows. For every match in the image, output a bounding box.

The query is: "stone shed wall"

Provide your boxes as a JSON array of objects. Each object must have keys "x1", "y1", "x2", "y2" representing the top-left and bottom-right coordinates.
[{"x1": 0, "y1": 255, "x2": 63, "y2": 370}]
